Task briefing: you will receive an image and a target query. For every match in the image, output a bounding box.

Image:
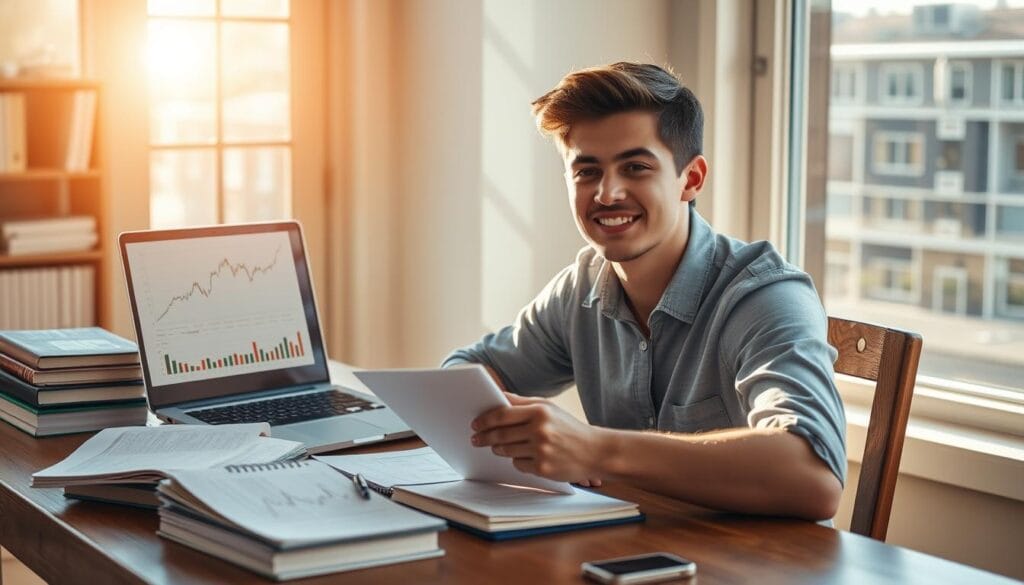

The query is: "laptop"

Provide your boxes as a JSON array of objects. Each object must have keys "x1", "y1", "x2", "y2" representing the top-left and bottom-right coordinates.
[{"x1": 118, "y1": 221, "x2": 413, "y2": 453}]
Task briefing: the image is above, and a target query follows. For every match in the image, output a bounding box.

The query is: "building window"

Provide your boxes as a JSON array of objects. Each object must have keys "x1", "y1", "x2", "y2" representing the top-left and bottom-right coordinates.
[
  {"x1": 997, "y1": 258, "x2": 1024, "y2": 319},
  {"x1": 999, "y1": 61, "x2": 1024, "y2": 106},
  {"x1": 947, "y1": 61, "x2": 971, "y2": 106},
  {"x1": 831, "y1": 64, "x2": 859, "y2": 103},
  {"x1": 147, "y1": 0, "x2": 292, "y2": 229},
  {"x1": 1016, "y1": 138, "x2": 1024, "y2": 177},
  {"x1": 873, "y1": 132, "x2": 924, "y2": 176},
  {"x1": 865, "y1": 257, "x2": 916, "y2": 303},
  {"x1": 880, "y1": 63, "x2": 924, "y2": 105}
]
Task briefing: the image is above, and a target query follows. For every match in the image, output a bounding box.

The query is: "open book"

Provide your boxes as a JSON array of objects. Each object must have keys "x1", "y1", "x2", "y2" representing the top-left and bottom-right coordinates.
[
  {"x1": 317, "y1": 447, "x2": 642, "y2": 540},
  {"x1": 32, "y1": 423, "x2": 305, "y2": 489},
  {"x1": 158, "y1": 460, "x2": 446, "y2": 580}
]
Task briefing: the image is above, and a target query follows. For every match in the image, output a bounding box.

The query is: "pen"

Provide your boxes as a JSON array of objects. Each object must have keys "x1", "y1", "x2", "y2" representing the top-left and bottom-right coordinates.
[{"x1": 352, "y1": 473, "x2": 371, "y2": 500}]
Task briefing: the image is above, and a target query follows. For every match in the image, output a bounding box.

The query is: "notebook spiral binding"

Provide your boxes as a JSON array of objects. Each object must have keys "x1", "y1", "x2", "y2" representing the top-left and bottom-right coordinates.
[{"x1": 225, "y1": 460, "x2": 308, "y2": 473}]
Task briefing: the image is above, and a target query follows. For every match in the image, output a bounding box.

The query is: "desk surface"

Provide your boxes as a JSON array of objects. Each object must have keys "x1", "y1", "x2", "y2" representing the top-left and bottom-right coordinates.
[{"x1": 0, "y1": 366, "x2": 1016, "y2": 585}]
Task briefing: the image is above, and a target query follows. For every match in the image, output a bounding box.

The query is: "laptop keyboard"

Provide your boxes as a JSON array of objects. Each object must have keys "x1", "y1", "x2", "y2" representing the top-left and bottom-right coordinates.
[{"x1": 186, "y1": 390, "x2": 384, "y2": 427}]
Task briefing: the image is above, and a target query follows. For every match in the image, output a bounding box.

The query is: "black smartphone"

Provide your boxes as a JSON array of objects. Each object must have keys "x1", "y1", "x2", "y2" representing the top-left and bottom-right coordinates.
[{"x1": 581, "y1": 552, "x2": 697, "y2": 584}]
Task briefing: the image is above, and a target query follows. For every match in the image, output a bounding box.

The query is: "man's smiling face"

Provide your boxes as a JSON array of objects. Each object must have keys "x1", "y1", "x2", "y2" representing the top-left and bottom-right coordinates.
[{"x1": 563, "y1": 110, "x2": 695, "y2": 265}]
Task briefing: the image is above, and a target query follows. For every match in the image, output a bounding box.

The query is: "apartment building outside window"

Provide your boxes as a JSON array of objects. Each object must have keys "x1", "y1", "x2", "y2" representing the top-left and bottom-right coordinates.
[{"x1": 819, "y1": 1, "x2": 1024, "y2": 394}]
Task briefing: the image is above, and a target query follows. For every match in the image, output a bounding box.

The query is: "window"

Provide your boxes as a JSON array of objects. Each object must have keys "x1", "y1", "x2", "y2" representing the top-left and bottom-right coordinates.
[
  {"x1": 811, "y1": 2, "x2": 1024, "y2": 394},
  {"x1": 880, "y1": 63, "x2": 924, "y2": 105},
  {"x1": 999, "y1": 61, "x2": 1024, "y2": 106},
  {"x1": 147, "y1": 0, "x2": 292, "y2": 228},
  {"x1": 831, "y1": 64, "x2": 859, "y2": 103},
  {"x1": 864, "y1": 257, "x2": 916, "y2": 303},
  {"x1": 873, "y1": 132, "x2": 924, "y2": 176},
  {"x1": 947, "y1": 61, "x2": 971, "y2": 106}
]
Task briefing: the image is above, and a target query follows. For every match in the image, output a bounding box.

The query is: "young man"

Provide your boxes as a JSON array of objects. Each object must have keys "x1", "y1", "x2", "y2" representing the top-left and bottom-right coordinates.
[{"x1": 443, "y1": 63, "x2": 845, "y2": 520}]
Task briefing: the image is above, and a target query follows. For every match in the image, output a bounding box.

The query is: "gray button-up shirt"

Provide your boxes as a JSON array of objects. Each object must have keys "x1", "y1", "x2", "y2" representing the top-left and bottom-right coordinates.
[{"x1": 443, "y1": 207, "x2": 847, "y2": 484}]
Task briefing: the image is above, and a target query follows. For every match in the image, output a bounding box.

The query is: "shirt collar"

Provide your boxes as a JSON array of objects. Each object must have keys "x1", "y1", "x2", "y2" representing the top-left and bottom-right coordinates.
[{"x1": 582, "y1": 206, "x2": 717, "y2": 325}]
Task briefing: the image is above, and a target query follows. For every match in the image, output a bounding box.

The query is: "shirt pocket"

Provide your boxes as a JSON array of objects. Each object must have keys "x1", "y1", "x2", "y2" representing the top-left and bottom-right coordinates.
[{"x1": 664, "y1": 395, "x2": 732, "y2": 433}]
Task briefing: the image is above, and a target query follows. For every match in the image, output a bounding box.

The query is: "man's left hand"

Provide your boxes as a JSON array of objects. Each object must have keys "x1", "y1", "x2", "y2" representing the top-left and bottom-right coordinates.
[{"x1": 471, "y1": 393, "x2": 603, "y2": 485}]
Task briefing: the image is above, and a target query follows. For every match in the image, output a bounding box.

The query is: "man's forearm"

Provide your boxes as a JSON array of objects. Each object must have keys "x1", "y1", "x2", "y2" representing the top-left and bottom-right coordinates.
[{"x1": 592, "y1": 427, "x2": 842, "y2": 520}]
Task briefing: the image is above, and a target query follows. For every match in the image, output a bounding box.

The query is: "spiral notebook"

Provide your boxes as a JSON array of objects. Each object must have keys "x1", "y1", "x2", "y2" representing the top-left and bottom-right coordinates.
[{"x1": 157, "y1": 459, "x2": 446, "y2": 580}]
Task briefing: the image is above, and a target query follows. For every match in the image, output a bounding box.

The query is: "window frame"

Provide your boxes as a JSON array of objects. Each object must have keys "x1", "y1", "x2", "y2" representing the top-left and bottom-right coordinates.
[{"x1": 145, "y1": 3, "x2": 294, "y2": 227}]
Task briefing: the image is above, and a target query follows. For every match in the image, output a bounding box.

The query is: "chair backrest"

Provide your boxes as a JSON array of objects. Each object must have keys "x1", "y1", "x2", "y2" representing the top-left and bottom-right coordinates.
[{"x1": 827, "y1": 316, "x2": 923, "y2": 541}]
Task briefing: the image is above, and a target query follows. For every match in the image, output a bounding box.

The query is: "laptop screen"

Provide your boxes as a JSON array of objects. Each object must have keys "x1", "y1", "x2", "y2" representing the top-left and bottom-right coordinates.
[{"x1": 119, "y1": 222, "x2": 330, "y2": 410}]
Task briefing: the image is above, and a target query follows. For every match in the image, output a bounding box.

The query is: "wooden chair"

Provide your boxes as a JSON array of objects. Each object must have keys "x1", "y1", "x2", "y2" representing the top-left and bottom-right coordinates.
[{"x1": 827, "y1": 316, "x2": 923, "y2": 542}]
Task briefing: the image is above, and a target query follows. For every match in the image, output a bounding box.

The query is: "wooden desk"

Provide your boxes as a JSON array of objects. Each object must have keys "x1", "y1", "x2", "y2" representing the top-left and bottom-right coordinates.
[{"x1": 0, "y1": 368, "x2": 1016, "y2": 584}]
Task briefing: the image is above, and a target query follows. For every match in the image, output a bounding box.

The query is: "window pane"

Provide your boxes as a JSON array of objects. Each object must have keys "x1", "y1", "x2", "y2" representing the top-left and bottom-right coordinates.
[
  {"x1": 223, "y1": 147, "x2": 291, "y2": 222},
  {"x1": 221, "y1": 22, "x2": 290, "y2": 142},
  {"x1": 221, "y1": 0, "x2": 289, "y2": 18},
  {"x1": 148, "y1": 19, "x2": 217, "y2": 145},
  {"x1": 150, "y1": 149, "x2": 217, "y2": 228},
  {"x1": 822, "y1": 2, "x2": 1024, "y2": 392},
  {"x1": 148, "y1": 0, "x2": 214, "y2": 17}
]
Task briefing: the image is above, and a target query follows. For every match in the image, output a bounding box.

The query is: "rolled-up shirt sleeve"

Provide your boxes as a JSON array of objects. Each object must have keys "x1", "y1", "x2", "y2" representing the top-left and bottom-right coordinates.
[
  {"x1": 721, "y1": 276, "x2": 847, "y2": 486},
  {"x1": 441, "y1": 265, "x2": 576, "y2": 397}
]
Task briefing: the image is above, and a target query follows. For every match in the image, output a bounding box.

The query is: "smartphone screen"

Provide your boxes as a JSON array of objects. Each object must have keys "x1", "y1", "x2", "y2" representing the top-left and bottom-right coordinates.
[{"x1": 591, "y1": 554, "x2": 693, "y2": 575}]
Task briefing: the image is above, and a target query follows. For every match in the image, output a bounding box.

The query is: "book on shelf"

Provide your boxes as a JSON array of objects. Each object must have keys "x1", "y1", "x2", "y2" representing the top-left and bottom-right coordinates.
[
  {"x1": 2, "y1": 231, "x2": 98, "y2": 255},
  {"x1": 0, "y1": 327, "x2": 139, "y2": 369},
  {"x1": 0, "y1": 215, "x2": 96, "y2": 240},
  {"x1": 32, "y1": 423, "x2": 306, "y2": 488},
  {"x1": 0, "y1": 367, "x2": 143, "y2": 407},
  {"x1": 64, "y1": 483, "x2": 159, "y2": 510},
  {"x1": 0, "y1": 391, "x2": 147, "y2": 437},
  {"x1": 64, "y1": 89, "x2": 96, "y2": 171},
  {"x1": 0, "y1": 93, "x2": 27, "y2": 172},
  {"x1": 0, "y1": 352, "x2": 142, "y2": 386},
  {"x1": 157, "y1": 460, "x2": 446, "y2": 580},
  {"x1": 317, "y1": 447, "x2": 643, "y2": 541}
]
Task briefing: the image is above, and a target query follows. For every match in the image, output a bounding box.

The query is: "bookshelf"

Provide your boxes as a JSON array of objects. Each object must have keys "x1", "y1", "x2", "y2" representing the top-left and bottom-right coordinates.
[{"x1": 0, "y1": 78, "x2": 106, "y2": 329}]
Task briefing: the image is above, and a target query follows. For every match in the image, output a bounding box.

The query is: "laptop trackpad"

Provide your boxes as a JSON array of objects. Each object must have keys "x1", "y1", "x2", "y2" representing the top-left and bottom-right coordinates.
[{"x1": 273, "y1": 418, "x2": 385, "y2": 444}]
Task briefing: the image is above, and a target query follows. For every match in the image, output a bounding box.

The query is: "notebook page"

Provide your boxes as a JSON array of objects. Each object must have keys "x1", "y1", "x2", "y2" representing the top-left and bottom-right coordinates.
[
  {"x1": 163, "y1": 460, "x2": 445, "y2": 546},
  {"x1": 397, "y1": 480, "x2": 636, "y2": 518},
  {"x1": 34, "y1": 423, "x2": 301, "y2": 481},
  {"x1": 315, "y1": 447, "x2": 462, "y2": 487}
]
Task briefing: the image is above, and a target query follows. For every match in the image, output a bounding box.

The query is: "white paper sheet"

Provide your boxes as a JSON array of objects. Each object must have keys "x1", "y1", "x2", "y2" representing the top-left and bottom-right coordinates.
[
  {"x1": 315, "y1": 447, "x2": 463, "y2": 488},
  {"x1": 354, "y1": 366, "x2": 574, "y2": 494}
]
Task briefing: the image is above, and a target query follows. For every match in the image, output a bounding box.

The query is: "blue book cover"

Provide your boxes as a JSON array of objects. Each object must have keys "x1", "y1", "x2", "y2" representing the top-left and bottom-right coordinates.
[
  {"x1": 447, "y1": 513, "x2": 645, "y2": 541},
  {"x1": 0, "y1": 328, "x2": 139, "y2": 369}
]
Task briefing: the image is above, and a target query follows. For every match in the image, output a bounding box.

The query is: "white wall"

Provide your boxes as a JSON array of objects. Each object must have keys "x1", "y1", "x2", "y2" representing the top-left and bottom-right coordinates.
[{"x1": 392, "y1": 0, "x2": 670, "y2": 367}]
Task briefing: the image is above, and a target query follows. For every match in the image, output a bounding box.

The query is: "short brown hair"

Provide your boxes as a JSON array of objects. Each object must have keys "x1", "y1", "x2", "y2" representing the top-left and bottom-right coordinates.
[{"x1": 531, "y1": 62, "x2": 703, "y2": 176}]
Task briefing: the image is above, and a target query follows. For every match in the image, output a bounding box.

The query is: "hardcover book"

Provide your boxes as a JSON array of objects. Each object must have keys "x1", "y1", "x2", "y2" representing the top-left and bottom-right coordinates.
[{"x1": 0, "y1": 328, "x2": 139, "y2": 369}]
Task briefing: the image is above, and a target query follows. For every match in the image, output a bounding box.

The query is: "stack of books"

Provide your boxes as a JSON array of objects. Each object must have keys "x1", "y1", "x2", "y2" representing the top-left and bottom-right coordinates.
[
  {"x1": 0, "y1": 327, "x2": 148, "y2": 436},
  {"x1": 157, "y1": 460, "x2": 446, "y2": 580},
  {"x1": 0, "y1": 216, "x2": 98, "y2": 256}
]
